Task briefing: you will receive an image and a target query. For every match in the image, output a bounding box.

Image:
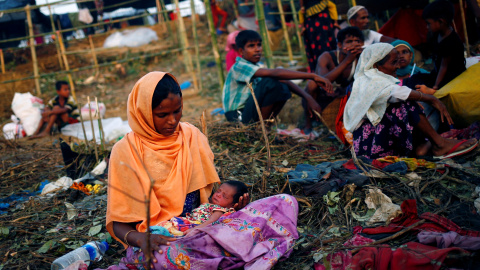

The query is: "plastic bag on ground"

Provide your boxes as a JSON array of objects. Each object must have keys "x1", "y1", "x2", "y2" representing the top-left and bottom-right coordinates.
[
  {"x1": 3, "y1": 115, "x2": 26, "y2": 139},
  {"x1": 41, "y1": 177, "x2": 73, "y2": 195},
  {"x1": 61, "y1": 117, "x2": 131, "y2": 143},
  {"x1": 364, "y1": 188, "x2": 402, "y2": 226},
  {"x1": 80, "y1": 101, "x2": 106, "y2": 120},
  {"x1": 11, "y1": 92, "x2": 44, "y2": 136},
  {"x1": 103, "y1": 27, "x2": 158, "y2": 48}
]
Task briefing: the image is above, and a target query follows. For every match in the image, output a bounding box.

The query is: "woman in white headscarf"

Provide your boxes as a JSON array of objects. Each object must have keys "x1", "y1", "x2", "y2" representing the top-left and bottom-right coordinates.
[{"x1": 344, "y1": 43, "x2": 477, "y2": 160}]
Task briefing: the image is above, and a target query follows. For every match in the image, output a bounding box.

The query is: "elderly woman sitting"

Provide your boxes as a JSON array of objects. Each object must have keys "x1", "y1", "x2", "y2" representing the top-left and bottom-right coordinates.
[{"x1": 343, "y1": 43, "x2": 477, "y2": 160}]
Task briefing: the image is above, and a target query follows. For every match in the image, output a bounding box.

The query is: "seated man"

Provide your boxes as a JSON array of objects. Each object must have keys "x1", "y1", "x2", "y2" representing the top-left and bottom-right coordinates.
[
  {"x1": 303, "y1": 27, "x2": 364, "y2": 132},
  {"x1": 31, "y1": 81, "x2": 79, "y2": 138},
  {"x1": 347, "y1": 5, "x2": 395, "y2": 45},
  {"x1": 223, "y1": 30, "x2": 332, "y2": 124}
]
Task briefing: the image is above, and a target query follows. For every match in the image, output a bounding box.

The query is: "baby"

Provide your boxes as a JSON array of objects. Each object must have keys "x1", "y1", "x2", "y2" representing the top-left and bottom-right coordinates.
[{"x1": 184, "y1": 180, "x2": 248, "y2": 235}]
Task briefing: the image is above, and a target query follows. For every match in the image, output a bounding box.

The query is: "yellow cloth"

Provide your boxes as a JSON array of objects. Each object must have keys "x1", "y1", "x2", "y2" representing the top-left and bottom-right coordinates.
[
  {"x1": 300, "y1": 1, "x2": 337, "y2": 23},
  {"x1": 377, "y1": 156, "x2": 436, "y2": 171},
  {"x1": 106, "y1": 72, "x2": 220, "y2": 247},
  {"x1": 434, "y1": 63, "x2": 480, "y2": 128}
]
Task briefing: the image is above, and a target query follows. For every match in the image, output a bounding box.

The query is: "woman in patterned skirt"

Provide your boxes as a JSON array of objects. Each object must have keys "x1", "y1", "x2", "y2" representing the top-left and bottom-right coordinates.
[{"x1": 301, "y1": 0, "x2": 338, "y2": 72}]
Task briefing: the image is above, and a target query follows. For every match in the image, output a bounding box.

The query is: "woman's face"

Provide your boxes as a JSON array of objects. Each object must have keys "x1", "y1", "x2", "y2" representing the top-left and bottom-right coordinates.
[
  {"x1": 376, "y1": 50, "x2": 400, "y2": 77},
  {"x1": 152, "y1": 93, "x2": 183, "y2": 136},
  {"x1": 396, "y1": 45, "x2": 412, "y2": 69}
]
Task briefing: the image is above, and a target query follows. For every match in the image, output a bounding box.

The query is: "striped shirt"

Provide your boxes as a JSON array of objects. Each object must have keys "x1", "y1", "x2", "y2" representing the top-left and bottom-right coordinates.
[
  {"x1": 222, "y1": 57, "x2": 261, "y2": 112},
  {"x1": 47, "y1": 95, "x2": 80, "y2": 119}
]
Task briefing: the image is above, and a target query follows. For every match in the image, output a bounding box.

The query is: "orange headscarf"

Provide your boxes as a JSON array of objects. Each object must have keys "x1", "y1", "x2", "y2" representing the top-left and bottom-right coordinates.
[{"x1": 106, "y1": 72, "x2": 219, "y2": 246}]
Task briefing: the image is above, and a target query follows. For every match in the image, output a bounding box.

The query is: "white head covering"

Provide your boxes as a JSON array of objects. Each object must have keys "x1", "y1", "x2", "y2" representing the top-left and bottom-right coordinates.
[
  {"x1": 347, "y1": 5, "x2": 366, "y2": 21},
  {"x1": 343, "y1": 43, "x2": 399, "y2": 132}
]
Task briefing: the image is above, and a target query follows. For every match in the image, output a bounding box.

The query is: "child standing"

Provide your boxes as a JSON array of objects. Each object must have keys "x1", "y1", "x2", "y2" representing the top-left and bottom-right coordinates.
[
  {"x1": 222, "y1": 30, "x2": 332, "y2": 124},
  {"x1": 31, "y1": 81, "x2": 79, "y2": 138},
  {"x1": 405, "y1": 0, "x2": 466, "y2": 90}
]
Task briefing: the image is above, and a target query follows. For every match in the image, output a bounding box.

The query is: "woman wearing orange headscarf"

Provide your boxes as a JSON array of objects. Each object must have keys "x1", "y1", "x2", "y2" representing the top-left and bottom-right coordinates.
[{"x1": 107, "y1": 71, "x2": 227, "y2": 253}]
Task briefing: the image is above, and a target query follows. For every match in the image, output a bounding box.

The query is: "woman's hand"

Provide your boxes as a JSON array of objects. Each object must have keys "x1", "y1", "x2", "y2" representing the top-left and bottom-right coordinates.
[
  {"x1": 130, "y1": 232, "x2": 176, "y2": 259},
  {"x1": 430, "y1": 98, "x2": 453, "y2": 126},
  {"x1": 313, "y1": 75, "x2": 333, "y2": 94},
  {"x1": 233, "y1": 193, "x2": 250, "y2": 211}
]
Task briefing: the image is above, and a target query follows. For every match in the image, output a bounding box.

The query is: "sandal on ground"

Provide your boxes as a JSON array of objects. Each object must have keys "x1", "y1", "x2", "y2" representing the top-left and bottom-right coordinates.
[{"x1": 433, "y1": 140, "x2": 478, "y2": 160}]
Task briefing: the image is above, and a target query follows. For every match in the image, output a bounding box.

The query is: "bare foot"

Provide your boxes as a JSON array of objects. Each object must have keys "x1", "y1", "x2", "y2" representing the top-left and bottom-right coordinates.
[
  {"x1": 431, "y1": 138, "x2": 478, "y2": 157},
  {"x1": 415, "y1": 140, "x2": 431, "y2": 157},
  {"x1": 29, "y1": 131, "x2": 50, "y2": 139}
]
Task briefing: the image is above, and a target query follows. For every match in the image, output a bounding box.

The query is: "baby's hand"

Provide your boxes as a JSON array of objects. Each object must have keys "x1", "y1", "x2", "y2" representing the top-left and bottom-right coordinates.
[{"x1": 415, "y1": 85, "x2": 436, "y2": 95}]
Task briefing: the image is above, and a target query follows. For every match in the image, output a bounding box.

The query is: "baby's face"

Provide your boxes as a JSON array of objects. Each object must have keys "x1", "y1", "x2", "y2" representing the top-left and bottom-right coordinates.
[{"x1": 210, "y1": 184, "x2": 236, "y2": 208}]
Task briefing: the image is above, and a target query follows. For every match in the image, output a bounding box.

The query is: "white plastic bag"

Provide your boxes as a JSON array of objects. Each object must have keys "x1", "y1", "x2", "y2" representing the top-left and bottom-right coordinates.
[
  {"x1": 103, "y1": 27, "x2": 158, "y2": 48},
  {"x1": 81, "y1": 101, "x2": 106, "y2": 120},
  {"x1": 11, "y1": 93, "x2": 44, "y2": 136},
  {"x1": 2, "y1": 115, "x2": 27, "y2": 139},
  {"x1": 78, "y1": 8, "x2": 94, "y2": 24},
  {"x1": 61, "y1": 117, "x2": 132, "y2": 143}
]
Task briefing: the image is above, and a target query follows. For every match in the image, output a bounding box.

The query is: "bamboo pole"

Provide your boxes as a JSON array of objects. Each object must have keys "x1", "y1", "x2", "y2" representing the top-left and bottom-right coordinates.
[
  {"x1": 155, "y1": 0, "x2": 167, "y2": 32},
  {"x1": 47, "y1": 4, "x2": 64, "y2": 70},
  {"x1": 88, "y1": 35, "x2": 100, "y2": 75},
  {"x1": 159, "y1": 0, "x2": 173, "y2": 37},
  {"x1": 204, "y1": 0, "x2": 225, "y2": 87},
  {"x1": 57, "y1": 31, "x2": 77, "y2": 101},
  {"x1": 0, "y1": 49, "x2": 5, "y2": 74},
  {"x1": 0, "y1": 46, "x2": 193, "y2": 85},
  {"x1": 458, "y1": 0, "x2": 470, "y2": 56},
  {"x1": 254, "y1": 0, "x2": 273, "y2": 68},
  {"x1": 174, "y1": 0, "x2": 199, "y2": 91},
  {"x1": 277, "y1": 0, "x2": 293, "y2": 63},
  {"x1": 87, "y1": 97, "x2": 99, "y2": 161},
  {"x1": 351, "y1": 0, "x2": 357, "y2": 7},
  {"x1": 190, "y1": 0, "x2": 203, "y2": 91},
  {"x1": 374, "y1": 20, "x2": 379, "y2": 32},
  {"x1": 25, "y1": 5, "x2": 41, "y2": 95},
  {"x1": 289, "y1": 0, "x2": 307, "y2": 64},
  {"x1": 231, "y1": 0, "x2": 239, "y2": 18}
]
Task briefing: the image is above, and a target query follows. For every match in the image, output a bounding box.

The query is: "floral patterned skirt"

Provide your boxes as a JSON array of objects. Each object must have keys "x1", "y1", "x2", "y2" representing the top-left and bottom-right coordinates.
[{"x1": 352, "y1": 101, "x2": 424, "y2": 159}]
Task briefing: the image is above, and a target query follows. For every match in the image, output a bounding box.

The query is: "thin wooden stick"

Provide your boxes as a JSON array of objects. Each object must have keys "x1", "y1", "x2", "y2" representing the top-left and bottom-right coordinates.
[
  {"x1": 351, "y1": 0, "x2": 357, "y2": 7},
  {"x1": 57, "y1": 31, "x2": 77, "y2": 101},
  {"x1": 277, "y1": 0, "x2": 293, "y2": 63},
  {"x1": 95, "y1": 97, "x2": 106, "y2": 149},
  {"x1": 87, "y1": 97, "x2": 99, "y2": 161},
  {"x1": 204, "y1": 0, "x2": 225, "y2": 86},
  {"x1": 200, "y1": 109, "x2": 208, "y2": 137},
  {"x1": 289, "y1": 0, "x2": 307, "y2": 64},
  {"x1": 0, "y1": 49, "x2": 5, "y2": 74},
  {"x1": 458, "y1": 0, "x2": 470, "y2": 56},
  {"x1": 48, "y1": 4, "x2": 64, "y2": 70},
  {"x1": 190, "y1": 0, "x2": 203, "y2": 91},
  {"x1": 254, "y1": 0, "x2": 273, "y2": 68},
  {"x1": 231, "y1": 0, "x2": 239, "y2": 18},
  {"x1": 77, "y1": 102, "x2": 90, "y2": 151},
  {"x1": 25, "y1": 5, "x2": 41, "y2": 95},
  {"x1": 88, "y1": 35, "x2": 99, "y2": 75},
  {"x1": 246, "y1": 82, "x2": 272, "y2": 172},
  {"x1": 313, "y1": 110, "x2": 343, "y2": 144}
]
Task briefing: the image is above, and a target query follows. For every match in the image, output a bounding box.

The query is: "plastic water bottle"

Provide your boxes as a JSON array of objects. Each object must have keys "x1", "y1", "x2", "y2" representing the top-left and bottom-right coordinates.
[{"x1": 51, "y1": 241, "x2": 108, "y2": 270}]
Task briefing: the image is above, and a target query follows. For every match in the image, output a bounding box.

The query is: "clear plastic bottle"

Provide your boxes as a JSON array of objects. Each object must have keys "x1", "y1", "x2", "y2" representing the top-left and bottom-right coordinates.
[{"x1": 51, "y1": 241, "x2": 108, "y2": 270}]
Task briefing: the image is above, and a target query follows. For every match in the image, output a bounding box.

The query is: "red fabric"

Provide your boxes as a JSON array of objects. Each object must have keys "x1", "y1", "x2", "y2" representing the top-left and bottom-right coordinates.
[
  {"x1": 68, "y1": 117, "x2": 79, "y2": 124},
  {"x1": 352, "y1": 242, "x2": 467, "y2": 270},
  {"x1": 361, "y1": 200, "x2": 480, "y2": 237},
  {"x1": 379, "y1": 8, "x2": 428, "y2": 47},
  {"x1": 226, "y1": 49, "x2": 241, "y2": 72},
  {"x1": 335, "y1": 93, "x2": 350, "y2": 145},
  {"x1": 211, "y1": 4, "x2": 228, "y2": 28},
  {"x1": 342, "y1": 159, "x2": 357, "y2": 170},
  {"x1": 371, "y1": 160, "x2": 390, "y2": 169}
]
